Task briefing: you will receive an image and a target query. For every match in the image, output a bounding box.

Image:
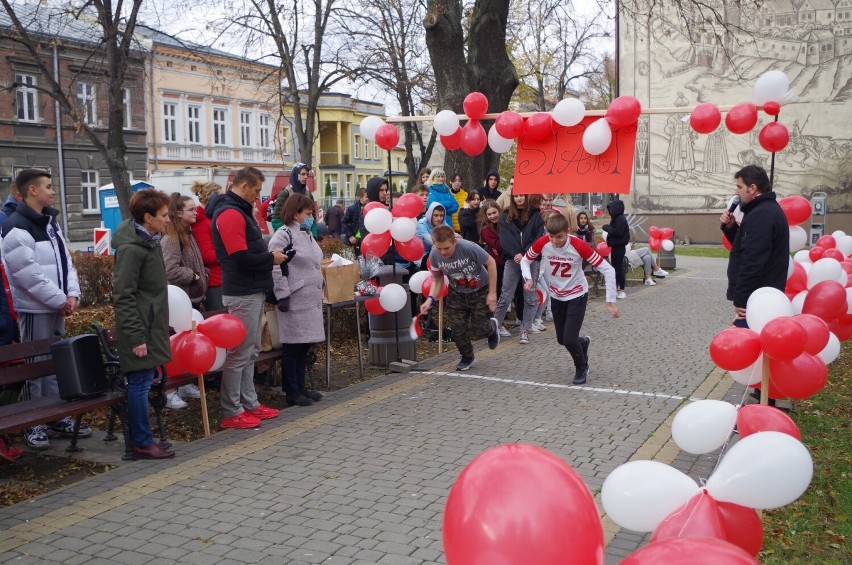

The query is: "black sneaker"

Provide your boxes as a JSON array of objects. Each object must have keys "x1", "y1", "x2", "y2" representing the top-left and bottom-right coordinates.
[
  {"x1": 303, "y1": 390, "x2": 323, "y2": 402},
  {"x1": 580, "y1": 336, "x2": 591, "y2": 366},
  {"x1": 487, "y1": 318, "x2": 500, "y2": 350},
  {"x1": 456, "y1": 356, "x2": 475, "y2": 371},
  {"x1": 572, "y1": 365, "x2": 588, "y2": 385}
]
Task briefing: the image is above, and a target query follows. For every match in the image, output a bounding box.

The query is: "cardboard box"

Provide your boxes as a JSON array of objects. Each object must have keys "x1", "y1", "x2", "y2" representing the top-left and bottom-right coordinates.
[{"x1": 322, "y1": 261, "x2": 360, "y2": 304}]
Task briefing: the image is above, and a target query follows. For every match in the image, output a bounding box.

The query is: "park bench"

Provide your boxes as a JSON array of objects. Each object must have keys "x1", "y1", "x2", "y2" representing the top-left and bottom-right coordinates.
[{"x1": 0, "y1": 336, "x2": 128, "y2": 454}]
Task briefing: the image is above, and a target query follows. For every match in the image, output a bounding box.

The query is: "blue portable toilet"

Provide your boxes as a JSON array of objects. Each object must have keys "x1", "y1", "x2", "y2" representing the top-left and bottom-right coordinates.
[{"x1": 98, "y1": 181, "x2": 154, "y2": 237}]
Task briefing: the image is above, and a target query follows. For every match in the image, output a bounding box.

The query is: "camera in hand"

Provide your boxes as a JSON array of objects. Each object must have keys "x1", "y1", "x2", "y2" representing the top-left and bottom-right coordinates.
[{"x1": 280, "y1": 242, "x2": 296, "y2": 276}]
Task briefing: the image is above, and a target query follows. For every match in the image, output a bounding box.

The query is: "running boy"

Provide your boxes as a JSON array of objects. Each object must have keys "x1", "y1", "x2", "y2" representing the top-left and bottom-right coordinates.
[
  {"x1": 522, "y1": 214, "x2": 619, "y2": 384},
  {"x1": 421, "y1": 225, "x2": 500, "y2": 371}
]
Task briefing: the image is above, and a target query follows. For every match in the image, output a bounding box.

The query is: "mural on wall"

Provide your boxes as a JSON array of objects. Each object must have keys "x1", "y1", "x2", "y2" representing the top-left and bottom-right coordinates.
[{"x1": 620, "y1": 0, "x2": 852, "y2": 214}]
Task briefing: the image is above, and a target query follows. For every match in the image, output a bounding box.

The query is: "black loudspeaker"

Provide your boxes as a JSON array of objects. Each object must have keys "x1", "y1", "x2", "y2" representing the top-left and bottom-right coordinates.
[{"x1": 50, "y1": 334, "x2": 109, "y2": 400}]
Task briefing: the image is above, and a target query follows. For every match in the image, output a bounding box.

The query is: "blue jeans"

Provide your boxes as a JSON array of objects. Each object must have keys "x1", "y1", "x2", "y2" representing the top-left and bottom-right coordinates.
[{"x1": 125, "y1": 369, "x2": 154, "y2": 448}]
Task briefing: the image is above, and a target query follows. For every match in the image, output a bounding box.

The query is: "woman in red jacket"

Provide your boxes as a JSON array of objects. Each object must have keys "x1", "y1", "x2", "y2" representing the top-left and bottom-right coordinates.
[{"x1": 190, "y1": 181, "x2": 224, "y2": 311}]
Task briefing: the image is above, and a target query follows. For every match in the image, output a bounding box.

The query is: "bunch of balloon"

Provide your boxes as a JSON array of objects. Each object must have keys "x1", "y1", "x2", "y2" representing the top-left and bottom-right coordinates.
[
  {"x1": 647, "y1": 226, "x2": 675, "y2": 260},
  {"x1": 408, "y1": 269, "x2": 449, "y2": 353}
]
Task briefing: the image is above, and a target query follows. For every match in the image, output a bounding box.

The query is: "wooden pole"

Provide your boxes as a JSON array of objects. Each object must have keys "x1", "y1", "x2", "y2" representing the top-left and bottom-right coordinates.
[
  {"x1": 190, "y1": 320, "x2": 211, "y2": 437},
  {"x1": 760, "y1": 355, "x2": 770, "y2": 406},
  {"x1": 438, "y1": 298, "x2": 444, "y2": 354}
]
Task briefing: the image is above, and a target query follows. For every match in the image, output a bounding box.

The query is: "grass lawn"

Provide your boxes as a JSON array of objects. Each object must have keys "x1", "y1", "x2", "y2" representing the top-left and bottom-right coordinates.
[
  {"x1": 759, "y1": 342, "x2": 851, "y2": 563},
  {"x1": 675, "y1": 246, "x2": 731, "y2": 259}
]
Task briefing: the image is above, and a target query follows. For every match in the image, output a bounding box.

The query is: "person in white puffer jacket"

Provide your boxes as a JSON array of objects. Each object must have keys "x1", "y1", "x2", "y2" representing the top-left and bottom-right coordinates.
[{"x1": 1, "y1": 169, "x2": 85, "y2": 451}]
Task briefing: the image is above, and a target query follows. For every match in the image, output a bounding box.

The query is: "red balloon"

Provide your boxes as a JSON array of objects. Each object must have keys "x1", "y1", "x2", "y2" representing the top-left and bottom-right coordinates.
[
  {"x1": 363, "y1": 201, "x2": 386, "y2": 216},
  {"x1": 164, "y1": 332, "x2": 187, "y2": 377},
  {"x1": 648, "y1": 225, "x2": 661, "y2": 238},
  {"x1": 660, "y1": 227, "x2": 674, "y2": 240},
  {"x1": 709, "y1": 327, "x2": 762, "y2": 371},
  {"x1": 459, "y1": 120, "x2": 487, "y2": 156},
  {"x1": 440, "y1": 128, "x2": 462, "y2": 151},
  {"x1": 758, "y1": 122, "x2": 790, "y2": 153},
  {"x1": 690, "y1": 103, "x2": 722, "y2": 134},
  {"x1": 787, "y1": 261, "x2": 807, "y2": 293},
  {"x1": 622, "y1": 537, "x2": 759, "y2": 564},
  {"x1": 816, "y1": 235, "x2": 837, "y2": 249},
  {"x1": 716, "y1": 501, "x2": 765, "y2": 557},
  {"x1": 648, "y1": 237, "x2": 662, "y2": 251},
  {"x1": 463, "y1": 92, "x2": 488, "y2": 120},
  {"x1": 443, "y1": 444, "x2": 604, "y2": 565},
  {"x1": 778, "y1": 196, "x2": 811, "y2": 226},
  {"x1": 792, "y1": 313, "x2": 831, "y2": 355},
  {"x1": 392, "y1": 193, "x2": 423, "y2": 219},
  {"x1": 364, "y1": 297, "x2": 385, "y2": 315},
  {"x1": 770, "y1": 352, "x2": 828, "y2": 399},
  {"x1": 495, "y1": 111, "x2": 524, "y2": 139},
  {"x1": 808, "y1": 246, "x2": 826, "y2": 262},
  {"x1": 828, "y1": 313, "x2": 852, "y2": 341},
  {"x1": 175, "y1": 331, "x2": 217, "y2": 374},
  {"x1": 396, "y1": 237, "x2": 425, "y2": 262},
  {"x1": 759, "y1": 317, "x2": 805, "y2": 361},
  {"x1": 722, "y1": 234, "x2": 733, "y2": 251},
  {"x1": 725, "y1": 103, "x2": 758, "y2": 135},
  {"x1": 605, "y1": 95, "x2": 642, "y2": 128},
  {"x1": 374, "y1": 123, "x2": 400, "y2": 150},
  {"x1": 595, "y1": 242, "x2": 611, "y2": 257},
  {"x1": 802, "y1": 280, "x2": 847, "y2": 320},
  {"x1": 737, "y1": 404, "x2": 801, "y2": 440},
  {"x1": 421, "y1": 275, "x2": 449, "y2": 298},
  {"x1": 822, "y1": 248, "x2": 845, "y2": 262},
  {"x1": 526, "y1": 112, "x2": 554, "y2": 142},
  {"x1": 536, "y1": 288, "x2": 545, "y2": 305},
  {"x1": 752, "y1": 378, "x2": 787, "y2": 400},
  {"x1": 361, "y1": 231, "x2": 392, "y2": 258},
  {"x1": 763, "y1": 101, "x2": 781, "y2": 116},
  {"x1": 197, "y1": 314, "x2": 246, "y2": 349}
]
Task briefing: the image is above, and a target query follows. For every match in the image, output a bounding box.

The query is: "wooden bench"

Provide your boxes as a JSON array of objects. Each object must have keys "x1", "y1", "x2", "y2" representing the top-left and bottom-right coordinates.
[{"x1": 0, "y1": 336, "x2": 128, "y2": 454}]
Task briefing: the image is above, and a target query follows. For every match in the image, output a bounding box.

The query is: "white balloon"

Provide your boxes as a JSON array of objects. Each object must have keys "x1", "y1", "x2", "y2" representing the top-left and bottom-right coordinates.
[
  {"x1": 364, "y1": 208, "x2": 392, "y2": 234},
  {"x1": 789, "y1": 225, "x2": 808, "y2": 252},
  {"x1": 792, "y1": 249, "x2": 812, "y2": 264},
  {"x1": 210, "y1": 347, "x2": 227, "y2": 372},
  {"x1": 487, "y1": 124, "x2": 514, "y2": 153},
  {"x1": 752, "y1": 70, "x2": 791, "y2": 106},
  {"x1": 390, "y1": 217, "x2": 416, "y2": 242},
  {"x1": 192, "y1": 309, "x2": 204, "y2": 326},
  {"x1": 378, "y1": 283, "x2": 407, "y2": 312},
  {"x1": 671, "y1": 400, "x2": 737, "y2": 455},
  {"x1": 729, "y1": 353, "x2": 765, "y2": 386},
  {"x1": 847, "y1": 287, "x2": 852, "y2": 314},
  {"x1": 817, "y1": 332, "x2": 840, "y2": 364},
  {"x1": 807, "y1": 258, "x2": 843, "y2": 289},
  {"x1": 360, "y1": 116, "x2": 384, "y2": 142},
  {"x1": 582, "y1": 118, "x2": 612, "y2": 155},
  {"x1": 831, "y1": 230, "x2": 847, "y2": 239},
  {"x1": 706, "y1": 431, "x2": 812, "y2": 509},
  {"x1": 839, "y1": 271, "x2": 849, "y2": 288},
  {"x1": 167, "y1": 285, "x2": 193, "y2": 331},
  {"x1": 787, "y1": 256, "x2": 794, "y2": 279},
  {"x1": 837, "y1": 235, "x2": 852, "y2": 257},
  {"x1": 791, "y1": 290, "x2": 807, "y2": 314},
  {"x1": 746, "y1": 288, "x2": 793, "y2": 332},
  {"x1": 408, "y1": 270, "x2": 432, "y2": 295},
  {"x1": 601, "y1": 460, "x2": 699, "y2": 532},
  {"x1": 552, "y1": 98, "x2": 586, "y2": 127},
  {"x1": 433, "y1": 110, "x2": 460, "y2": 136},
  {"x1": 601, "y1": 230, "x2": 608, "y2": 242},
  {"x1": 661, "y1": 239, "x2": 674, "y2": 252}
]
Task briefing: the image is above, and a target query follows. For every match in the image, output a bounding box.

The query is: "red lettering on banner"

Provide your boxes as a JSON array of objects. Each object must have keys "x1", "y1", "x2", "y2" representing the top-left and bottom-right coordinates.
[{"x1": 513, "y1": 117, "x2": 637, "y2": 195}]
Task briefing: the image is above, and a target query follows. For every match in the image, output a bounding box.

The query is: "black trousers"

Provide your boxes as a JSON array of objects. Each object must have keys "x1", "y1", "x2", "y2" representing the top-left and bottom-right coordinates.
[
  {"x1": 280, "y1": 343, "x2": 311, "y2": 399},
  {"x1": 551, "y1": 294, "x2": 588, "y2": 369},
  {"x1": 610, "y1": 246, "x2": 626, "y2": 290}
]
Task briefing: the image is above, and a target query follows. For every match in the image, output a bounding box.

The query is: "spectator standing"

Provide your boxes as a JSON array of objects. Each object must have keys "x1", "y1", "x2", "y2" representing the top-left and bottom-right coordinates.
[
  {"x1": 458, "y1": 192, "x2": 482, "y2": 243},
  {"x1": 413, "y1": 168, "x2": 432, "y2": 194},
  {"x1": 478, "y1": 169, "x2": 502, "y2": 201},
  {"x1": 271, "y1": 163, "x2": 318, "y2": 238},
  {"x1": 448, "y1": 174, "x2": 467, "y2": 231},
  {"x1": 414, "y1": 185, "x2": 430, "y2": 220},
  {"x1": 416, "y1": 202, "x2": 449, "y2": 268},
  {"x1": 342, "y1": 188, "x2": 368, "y2": 251},
  {"x1": 425, "y1": 169, "x2": 459, "y2": 219},
  {"x1": 269, "y1": 193, "x2": 325, "y2": 407},
  {"x1": 210, "y1": 167, "x2": 283, "y2": 429},
  {"x1": 575, "y1": 211, "x2": 595, "y2": 245},
  {"x1": 325, "y1": 199, "x2": 345, "y2": 238},
  {"x1": 112, "y1": 189, "x2": 176, "y2": 459},
  {"x1": 161, "y1": 193, "x2": 209, "y2": 409},
  {"x1": 495, "y1": 176, "x2": 514, "y2": 211},
  {"x1": 479, "y1": 200, "x2": 505, "y2": 316},
  {"x1": 0, "y1": 254, "x2": 21, "y2": 462},
  {"x1": 190, "y1": 181, "x2": 225, "y2": 311},
  {"x1": 602, "y1": 199, "x2": 630, "y2": 299},
  {"x1": 0, "y1": 187, "x2": 20, "y2": 226},
  {"x1": 1, "y1": 169, "x2": 88, "y2": 451},
  {"x1": 420, "y1": 225, "x2": 500, "y2": 371}
]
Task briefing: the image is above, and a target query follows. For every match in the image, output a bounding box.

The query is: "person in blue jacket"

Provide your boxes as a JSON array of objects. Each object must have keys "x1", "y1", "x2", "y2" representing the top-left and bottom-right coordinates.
[{"x1": 425, "y1": 169, "x2": 459, "y2": 219}]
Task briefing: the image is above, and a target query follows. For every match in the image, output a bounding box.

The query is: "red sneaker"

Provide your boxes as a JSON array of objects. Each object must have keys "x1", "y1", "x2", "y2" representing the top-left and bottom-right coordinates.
[
  {"x1": 220, "y1": 412, "x2": 262, "y2": 430},
  {"x1": 0, "y1": 439, "x2": 23, "y2": 463},
  {"x1": 246, "y1": 405, "x2": 280, "y2": 420}
]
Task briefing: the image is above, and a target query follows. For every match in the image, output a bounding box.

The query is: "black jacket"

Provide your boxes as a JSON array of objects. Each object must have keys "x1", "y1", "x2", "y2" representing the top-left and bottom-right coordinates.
[
  {"x1": 498, "y1": 208, "x2": 544, "y2": 259},
  {"x1": 723, "y1": 192, "x2": 789, "y2": 308},
  {"x1": 342, "y1": 201, "x2": 363, "y2": 242},
  {"x1": 602, "y1": 200, "x2": 630, "y2": 248},
  {"x1": 210, "y1": 191, "x2": 274, "y2": 295},
  {"x1": 458, "y1": 208, "x2": 480, "y2": 243},
  {"x1": 477, "y1": 168, "x2": 502, "y2": 201}
]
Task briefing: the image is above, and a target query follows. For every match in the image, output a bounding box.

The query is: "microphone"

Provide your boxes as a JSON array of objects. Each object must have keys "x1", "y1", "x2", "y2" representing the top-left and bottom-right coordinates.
[{"x1": 721, "y1": 195, "x2": 740, "y2": 230}]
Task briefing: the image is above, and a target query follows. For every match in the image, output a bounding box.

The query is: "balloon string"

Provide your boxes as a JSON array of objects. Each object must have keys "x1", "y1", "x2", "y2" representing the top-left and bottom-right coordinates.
[{"x1": 706, "y1": 370, "x2": 753, "y2": 481}]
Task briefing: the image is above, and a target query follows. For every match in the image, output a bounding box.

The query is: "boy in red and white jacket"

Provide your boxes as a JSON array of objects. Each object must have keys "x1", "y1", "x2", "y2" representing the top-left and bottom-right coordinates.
[{"x1": 521, "y1": 214, "x2": 619, "y2": 384}]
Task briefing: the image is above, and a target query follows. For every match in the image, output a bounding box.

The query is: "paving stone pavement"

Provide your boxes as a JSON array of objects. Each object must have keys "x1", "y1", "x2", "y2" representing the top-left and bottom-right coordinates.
[{"x1": 0, "y1": 255, "x2": 750, "y2": 564}]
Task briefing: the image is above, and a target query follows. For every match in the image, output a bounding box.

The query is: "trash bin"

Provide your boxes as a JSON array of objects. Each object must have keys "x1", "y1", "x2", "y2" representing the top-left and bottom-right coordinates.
[
  {"x1": 367, "y1": 265, "x2": 416, "y2": 366},
  {"x1": 659, "y1": 233, "x2": 676, "y2": 270},
  {"x1": 97, "y1": 181, "x2": 154, "y2": 238}
]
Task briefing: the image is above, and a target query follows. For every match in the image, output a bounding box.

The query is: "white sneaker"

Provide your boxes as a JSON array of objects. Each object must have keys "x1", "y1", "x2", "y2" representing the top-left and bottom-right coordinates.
[
  {"x1": 532, "y1": 319, "x2": 546, "y2": 331},
  {"x1": 616, "y1": 291, "x2": 627, "y2": 299},
  {"x1": 519, "y1": 331, "x2": 530, "y2": 344},
  {"x1": 653, "y1": 268, "x2": 668, "y2": 277},
  {"x1": 644, "y1": 279, "x2": 656, "y2": 286},
  {"x1": 178, "y1": 384, "x2": 201, "y2": 399},
  {"x1": 498, "y1": 326, "x2": 511, "y2": 337},
  {"x1": 166, "y1": 392, "x2": 188, "y2": 410},
  {"x1": 528, "y1": 325, "x2": 542, "y2": 334}
]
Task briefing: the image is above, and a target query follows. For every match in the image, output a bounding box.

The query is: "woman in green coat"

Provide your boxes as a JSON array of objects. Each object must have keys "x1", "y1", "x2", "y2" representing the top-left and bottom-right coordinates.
[{"x1": 112, "y1": 189, "x2": 175, "y2": 460}]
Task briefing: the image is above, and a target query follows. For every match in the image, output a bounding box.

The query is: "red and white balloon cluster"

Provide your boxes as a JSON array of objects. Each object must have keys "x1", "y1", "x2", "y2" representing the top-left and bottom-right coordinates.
[
  {"x1": 690, "y1": 70, "x2": 798, "y2": 154},
  {"x1": 164, "y1": 285, "x2": 246, "y2": 375},
  {"x1": 433, "y1": 93, "x2": 642, "y2": 157},
  {"x1": 359, "y1": 116, "x2": 400, "y2": 151},
  {"x1": 648, "y1": 226, "x2": 674, "y2": 252}
]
